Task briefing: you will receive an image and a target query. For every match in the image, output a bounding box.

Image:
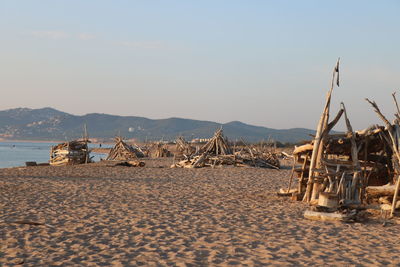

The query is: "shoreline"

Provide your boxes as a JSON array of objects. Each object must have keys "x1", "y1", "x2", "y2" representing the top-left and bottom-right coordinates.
[
  {"x1": 0, "y1": 139, "x2": 112, "y2": 144},
  {"x1": 0, "y1": 139, "x2": 64, "y2": 143}
]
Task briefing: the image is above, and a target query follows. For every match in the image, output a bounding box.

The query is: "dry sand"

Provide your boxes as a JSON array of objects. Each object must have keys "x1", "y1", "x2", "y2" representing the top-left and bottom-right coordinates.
[{"x1": 1, "y1": 158, "x2": 400, "y2": 266}]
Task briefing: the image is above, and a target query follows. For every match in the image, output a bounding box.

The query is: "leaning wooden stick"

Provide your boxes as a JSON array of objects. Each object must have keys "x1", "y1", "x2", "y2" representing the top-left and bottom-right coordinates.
[
  {"x1": 322, "y1": 108, "x2": 344, "y2": 137},
  {"x1": 392, "y1": 92, "x2": 400, "y2": 121},
  {"x1": 304, "y1": 58, "x2": 340, "y2": 202}
]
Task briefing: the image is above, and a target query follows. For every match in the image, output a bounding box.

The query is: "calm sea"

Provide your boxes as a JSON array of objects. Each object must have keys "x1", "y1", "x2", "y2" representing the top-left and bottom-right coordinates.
[{"x1": 0, "y1": 141, "x2": 109, "y2": 168}]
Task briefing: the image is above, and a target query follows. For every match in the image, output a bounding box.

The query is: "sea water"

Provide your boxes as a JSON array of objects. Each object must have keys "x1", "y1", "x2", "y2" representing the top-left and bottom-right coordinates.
[{"x1": 0, "y1": 141, "x2": 109, "y2": 168}]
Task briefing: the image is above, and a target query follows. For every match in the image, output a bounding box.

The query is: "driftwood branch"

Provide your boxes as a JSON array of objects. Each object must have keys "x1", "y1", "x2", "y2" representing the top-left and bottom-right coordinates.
[
  {"x1": 0, "y1": 220, "x2": 55, "y2": 228},
  {"x1": 304, "y1": 58, "x2": 340, "y2": 202},
  {"x1": 322, "y1": 108, "x2": 344, "y2": 137},
  {"x1": 365, "y1": 99, "x2": 393, "y2": 131},
  {"x1": 392, "y1": 92, "x2": 400, "y2": 121}
]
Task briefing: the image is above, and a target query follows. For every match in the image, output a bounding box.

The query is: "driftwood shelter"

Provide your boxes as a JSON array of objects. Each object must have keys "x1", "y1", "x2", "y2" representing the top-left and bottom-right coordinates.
[
  {"x1": 288, "y1": 125, "x2": 392, "y2": 200},
  {"x1": 106, "y1": 137, "x2": 145, "y2": 161},
  {"x1": 283, "y1": 59, "x2": 400, "y2": 221},
  {"x1": 199, "y1": 128, "x2": 232, "y2": 155},
  {"x1": 50, "y1": 140, "x2": 90, "y2": 166}
]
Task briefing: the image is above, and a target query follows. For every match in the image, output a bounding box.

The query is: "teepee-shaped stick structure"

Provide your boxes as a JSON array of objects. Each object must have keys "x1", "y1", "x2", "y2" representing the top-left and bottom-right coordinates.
[
  {"x1": 175, "y1": 136, "x2": 195, "y2": 158},
  {"x1": 200, "y1": 128, "x2": 232, "y2": 155},
  {"x1": 106, "y1": 137, "x2": 144, "y2": 161}
]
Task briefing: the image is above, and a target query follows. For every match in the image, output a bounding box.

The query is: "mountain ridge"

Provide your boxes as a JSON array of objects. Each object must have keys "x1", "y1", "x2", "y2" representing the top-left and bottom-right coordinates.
[{"x1": 0, "y1": 107, "x2": 315, "y2": 143}]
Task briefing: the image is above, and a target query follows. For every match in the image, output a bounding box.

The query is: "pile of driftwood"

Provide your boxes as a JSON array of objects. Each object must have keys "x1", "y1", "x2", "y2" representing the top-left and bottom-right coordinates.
[
  {"x1": 234, "y1": 138, "x2": 281, "y2": 168},
  {"x1": 172, "y1": 152, "x2": 280, "y2": 169},
  {"x1": 238, "y1": 146, "x2": 281, "y2": 169},
  {"x1": 174, "y1": 137, "x2": 196, "y2": 160},
  {"x1": 50, "y1": 140, "x2": 90, "y2": 166},
  {"x1": 282, "y1": 59, "x2": 400, "y2": 221},
  {"x1": 171, "y1": 129, "x2": 280, "y2": 169},
  {"x1": 106, "y1": 137, "x2": 145, "y2": 161},
  {"x1": 149, "y1": 142, "x2": 173, "y2": 158},
  {"x1": 172, "y1": 154, "x2": 234, "y2": 168}
]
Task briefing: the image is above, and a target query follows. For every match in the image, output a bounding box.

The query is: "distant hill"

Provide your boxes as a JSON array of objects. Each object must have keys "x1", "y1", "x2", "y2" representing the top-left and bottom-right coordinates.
[{"x1": 0, "y1": 107, "x2": 315, "y2": 143}]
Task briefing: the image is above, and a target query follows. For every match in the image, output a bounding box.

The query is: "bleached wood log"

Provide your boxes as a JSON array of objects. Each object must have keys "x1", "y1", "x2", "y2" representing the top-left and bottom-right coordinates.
[
  {"x1": 304, "y1": 210, "x2": 352, "y2": 222},
  {"x1": 293, "y1": 144, "x2": 313, "y2": 155},
  {"x1": 366, "y1": 184, "x2": 396, "y2": 198},
  {"x1": 192, "y1": 153, "x2": 207, "y2": 168},
  {"x1": 277, "y1": 188, "x2": 298, "y2": 196}
]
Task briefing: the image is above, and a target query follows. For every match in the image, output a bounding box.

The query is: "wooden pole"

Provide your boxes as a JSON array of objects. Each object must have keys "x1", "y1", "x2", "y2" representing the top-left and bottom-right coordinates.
[
  {"x1": 304, "y1": 58, "x2": 340, "y2": 202},
  {"x1": 341, "y1": 103, "x2": 361, "y2": 202},
  {"x1": 84, "y1": 124, "x2": 89, "y2": 164},
  {"x1": 287, "y1": 157, "x2": 296, "y2": 193}
]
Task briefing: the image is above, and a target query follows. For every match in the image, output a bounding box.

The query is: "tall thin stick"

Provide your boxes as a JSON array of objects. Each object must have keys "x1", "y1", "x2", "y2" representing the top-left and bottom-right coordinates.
[
  {"x1": 84, "y1": 124, "x2": 89, "y2": 164},
  {"x1": 304, "y1": 58, "x2": 340, "y2": 202}
]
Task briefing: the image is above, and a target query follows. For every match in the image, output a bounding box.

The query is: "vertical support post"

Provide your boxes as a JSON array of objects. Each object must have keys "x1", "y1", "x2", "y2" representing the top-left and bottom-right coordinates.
[
  {"x1": 84, "y1": 123, "x2": 89, "y2": 164},
  {"x1": 304, "y1": 58, "x2": 340, "y2": 202}
]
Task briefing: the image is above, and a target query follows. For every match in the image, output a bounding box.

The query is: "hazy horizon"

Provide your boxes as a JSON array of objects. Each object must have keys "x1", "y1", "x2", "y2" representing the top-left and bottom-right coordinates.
[{"x1": 1, "y1": 1, "x2": 399, "y2": 131}]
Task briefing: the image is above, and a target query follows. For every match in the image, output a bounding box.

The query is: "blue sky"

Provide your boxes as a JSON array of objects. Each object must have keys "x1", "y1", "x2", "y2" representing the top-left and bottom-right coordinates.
[{"x1": 0, "y1": 1, "x2": 399, "y2": 130}]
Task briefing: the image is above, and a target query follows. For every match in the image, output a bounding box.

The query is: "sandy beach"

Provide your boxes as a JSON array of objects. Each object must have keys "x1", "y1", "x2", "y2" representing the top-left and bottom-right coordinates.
[{"x1": 1, "y1": 159, "x2": 399, "y2": 266}]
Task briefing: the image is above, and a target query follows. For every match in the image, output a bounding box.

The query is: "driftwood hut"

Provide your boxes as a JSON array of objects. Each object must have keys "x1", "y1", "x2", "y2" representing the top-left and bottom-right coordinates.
[
  {"x1": 50, "y1": 140, "x2": 90, "y2": 166},
  {"x1": 283, "y1": 59, "x2": 400, "y2": 220},
  {"x1": 285, "y1": 59, "x2": 385, "y2": 208},
  {"x1": 287, "y1": 125, "x2": 392, "y2": 201},
  {"x1": 106, "y1": 137, "x2": 145, "y2": 161}
]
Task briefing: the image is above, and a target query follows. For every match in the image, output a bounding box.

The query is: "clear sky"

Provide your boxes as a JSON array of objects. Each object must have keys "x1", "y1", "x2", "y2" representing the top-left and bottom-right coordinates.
[{"x1": 1, "y1": 1, "x2": 399, "y2": 130}]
